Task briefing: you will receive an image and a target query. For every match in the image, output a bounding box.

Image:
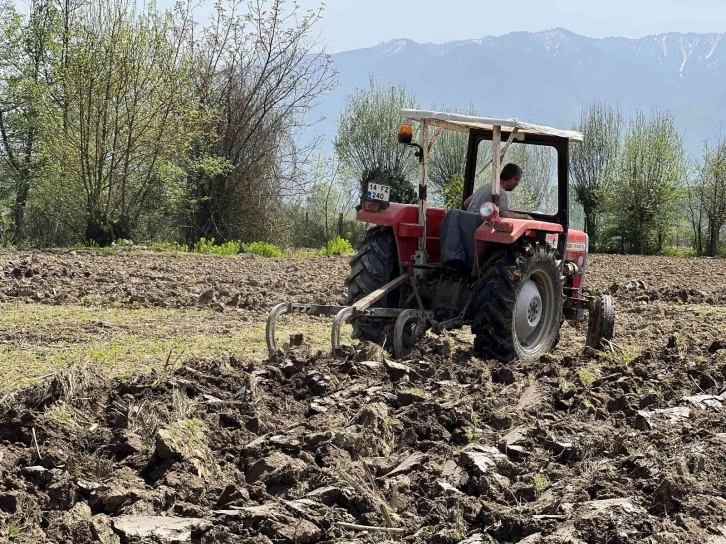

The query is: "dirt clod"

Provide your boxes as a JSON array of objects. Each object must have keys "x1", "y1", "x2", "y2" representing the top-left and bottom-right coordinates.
[{"x1": 112, "y1": 515, "x2": 208, "y2": 543}]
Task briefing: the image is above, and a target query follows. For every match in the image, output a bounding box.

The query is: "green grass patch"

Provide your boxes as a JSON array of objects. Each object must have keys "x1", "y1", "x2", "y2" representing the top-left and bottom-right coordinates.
[
  {"x1": 0, "y1": 303, "x2": 349, "y2": 391},
  {"x1": 244, "y1": 241, "x2": 283, "y2": 258},
  {"x1": 147, "y1": 241, "x2": 189, "y2": 253},
  {"x1": 576, "y1": 366, "x2": 600, "y2": 388},
  {"x1": 466, "y1": 431, "x2": 482, "y2": 442},
  {"x1": 533, "y1": 473, "x2": 551, "y2": 494},
  {"x1": 602, "y1": 344, "x2": 640, "y2": 366},
  {"x1": 402, "y1": 387, "x2": 426, "y2": 398},
  {"x1": 193, "y1": 237, "x2": 242, "y2": 255},
  {"x1": 660, "y1": 245, "x2": 697, "y2": 258}
]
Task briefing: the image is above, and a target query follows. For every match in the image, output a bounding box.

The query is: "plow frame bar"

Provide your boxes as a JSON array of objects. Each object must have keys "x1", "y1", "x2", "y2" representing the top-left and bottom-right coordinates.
[{"x1": 266, "y1": 274, "x2": 425, "y2": 356}]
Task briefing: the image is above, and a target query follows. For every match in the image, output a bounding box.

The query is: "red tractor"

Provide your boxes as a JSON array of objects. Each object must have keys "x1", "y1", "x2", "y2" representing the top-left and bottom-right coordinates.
[{"x1": 267, "y1": 110, "x2": 614, "y2": 362}]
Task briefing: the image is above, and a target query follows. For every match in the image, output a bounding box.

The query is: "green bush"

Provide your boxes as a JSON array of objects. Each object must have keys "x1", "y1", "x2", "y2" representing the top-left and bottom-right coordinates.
[
  {"x1": 148, "y1": 241, "x2": 189, "y2": 252},
  {"x1": 661, "y1": 245, "x2": 697, "y2": 258},
  {"x1": 193, "y1": 237, "x2": 242, "y2": 255},
  {"x1": 244, "y1": 241, "x2": 283, "y2": 258},
  {"x1": 193, "y1": 237, "x2": 217, "y2": 253},
  {"x1": 292, "y1": 249, "x2": 318, "y2": 259},
  {"x1": 319, "y1": 236, "x2": 354, "y2": 257},
  {"x1": 188, "y1": 237, "x2": 285, "y2": 257}
]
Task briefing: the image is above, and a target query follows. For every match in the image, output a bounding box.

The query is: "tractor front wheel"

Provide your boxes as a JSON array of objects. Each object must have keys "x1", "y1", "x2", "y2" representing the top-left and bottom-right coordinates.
[
  {"x1": 470, "y1": 242, "x2": 563, "y2": 363},
  {"x1": 345, "y1": 226, "x2": 399, "y2": 344}
]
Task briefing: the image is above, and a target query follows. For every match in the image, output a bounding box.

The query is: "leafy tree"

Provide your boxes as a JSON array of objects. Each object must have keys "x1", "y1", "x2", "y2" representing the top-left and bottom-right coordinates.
[
  {"x1": 0, "y1": 0, "x2": 338, "y2": 248},
  {"x1": 0, "y1": 0, "x2": 56, "y2": 245},
  {"x1": 506, "y1": 142, "x2": 556, "y2": 213},
  {"x1": 442, "y1": 173, "x2": 464, "y2": 209},
  {"x1": 569, "y1": 101, "x2": 623, "y2": 251},
  {"x1": 699, "y1": 139, "x2": 726, "y2": 256},
  {"x1": 608, "y1": 109, "x2": 685, "y2": 255},
  {"x1": 685, "y1": 162, "x2": 707, "y2": 256},
  {"x1": 335, "y1": 79, "x2": 419, "y2": 204},
  {"x1": 40, "y1": 0, "x2": 197, "y2": 245}
]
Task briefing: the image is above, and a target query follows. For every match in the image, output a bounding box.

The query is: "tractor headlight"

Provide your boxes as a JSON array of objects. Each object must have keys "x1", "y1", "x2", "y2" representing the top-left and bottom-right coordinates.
[{"x1": 479, "y1": 202, "x2": 496, "y2": 219}]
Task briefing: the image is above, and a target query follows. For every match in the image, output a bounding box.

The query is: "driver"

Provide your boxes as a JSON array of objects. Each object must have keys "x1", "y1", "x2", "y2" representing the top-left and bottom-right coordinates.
[{"x1": 464, "y1": 163, "x2": 529, "y2": 219}]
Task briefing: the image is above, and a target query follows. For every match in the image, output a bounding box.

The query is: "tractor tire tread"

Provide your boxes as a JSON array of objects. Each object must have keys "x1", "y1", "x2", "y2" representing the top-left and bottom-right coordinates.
[{"x1": 345, "y1": 226, "x2": 398, "y2": 342}]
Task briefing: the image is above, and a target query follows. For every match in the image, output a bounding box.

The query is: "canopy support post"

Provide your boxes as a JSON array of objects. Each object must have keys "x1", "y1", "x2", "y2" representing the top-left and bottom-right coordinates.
[
  {"x1": 414, "y1": 120, "x2": 429, "y2": 277},
  {"x1": 491, "y1": 125, "x2": 501, "y2": 206}
]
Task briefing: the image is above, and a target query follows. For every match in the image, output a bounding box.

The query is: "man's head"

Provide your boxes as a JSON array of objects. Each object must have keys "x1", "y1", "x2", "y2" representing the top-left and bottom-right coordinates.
[{"x1": 500, "y1": 163, "x2": 523, "y2": 191}]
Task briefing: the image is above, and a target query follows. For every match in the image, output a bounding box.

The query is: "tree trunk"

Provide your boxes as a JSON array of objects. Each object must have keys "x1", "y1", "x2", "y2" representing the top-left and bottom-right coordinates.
[
  {"x1": 695, "y1": 227, "x2": 703, "y2": 256},
  {"x1": 709, "y1": 223, "x2": 721, "y2": 257},
  {"x1": 12, "y1": 178, "x2": 30, "y2": 246}
]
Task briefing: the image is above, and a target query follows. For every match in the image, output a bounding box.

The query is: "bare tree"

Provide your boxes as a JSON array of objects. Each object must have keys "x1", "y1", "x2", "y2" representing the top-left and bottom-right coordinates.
[
  {"x1": 184, "y1": 0, "x2": 337, "y2": 244},
  {"x1": 570, "y1": 101, "x2": 623, "y2": 250},
  {"x1": 287, "y1": 155, "x2": 360, "y2": 246}
]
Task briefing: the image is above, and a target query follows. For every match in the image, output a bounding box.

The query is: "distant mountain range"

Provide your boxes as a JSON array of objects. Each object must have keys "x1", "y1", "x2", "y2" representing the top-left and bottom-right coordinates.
[{"x1": 311, "y1": 28, "x2": 726, "y2": 155}]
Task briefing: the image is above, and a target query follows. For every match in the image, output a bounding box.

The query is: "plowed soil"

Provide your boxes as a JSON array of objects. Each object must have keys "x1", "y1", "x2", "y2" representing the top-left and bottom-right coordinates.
[{"x1": 1, "y1": 250, "x2": 725, "y2": 544}]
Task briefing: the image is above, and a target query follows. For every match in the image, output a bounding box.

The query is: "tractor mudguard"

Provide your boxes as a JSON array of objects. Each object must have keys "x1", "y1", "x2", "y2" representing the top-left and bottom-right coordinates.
[
  {"x1": 474, "y1": 218, "x2": 563, "y2": 245},
  {"x1": 356, "y1": 202, "x2": 419, "y2": 226},
  {"x1": 356, "y1": 203, "x2": 446, "y2": 266}
]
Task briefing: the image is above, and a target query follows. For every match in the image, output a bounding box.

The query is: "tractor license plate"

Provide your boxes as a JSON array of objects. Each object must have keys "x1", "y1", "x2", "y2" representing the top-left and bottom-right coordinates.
[{"x1": 367, "y1": 183, "x2": 390, "y2": 202}]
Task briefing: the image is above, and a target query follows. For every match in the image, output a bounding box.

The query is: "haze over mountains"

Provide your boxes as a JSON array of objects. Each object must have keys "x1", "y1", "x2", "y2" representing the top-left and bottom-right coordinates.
[{"x1": 314, "y1": 28, "x2": 726, "y2": 155}]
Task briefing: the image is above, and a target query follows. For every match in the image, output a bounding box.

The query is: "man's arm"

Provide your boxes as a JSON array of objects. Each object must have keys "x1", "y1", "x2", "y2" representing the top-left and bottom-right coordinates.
[{"x1": 463, "y1": 194, "x2": 473, "y2": 209}]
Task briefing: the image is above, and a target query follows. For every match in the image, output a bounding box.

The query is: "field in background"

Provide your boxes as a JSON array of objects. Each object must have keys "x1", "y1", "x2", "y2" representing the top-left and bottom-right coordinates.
[{"x1": 0, "y1": 250, "x2": 724, "y2": 390}]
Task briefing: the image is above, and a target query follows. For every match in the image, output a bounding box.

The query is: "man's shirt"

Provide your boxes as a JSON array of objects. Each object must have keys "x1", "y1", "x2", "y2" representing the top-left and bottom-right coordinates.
[{"x1": 467, "y1": 184, "x2": 509, "y2": 213}]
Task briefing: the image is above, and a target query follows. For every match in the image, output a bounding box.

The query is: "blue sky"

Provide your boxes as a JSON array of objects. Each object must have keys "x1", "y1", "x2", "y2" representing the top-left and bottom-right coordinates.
[
  {"x1": 162, "y1": 0, "x2": 726, "y2": 53},
  {"x1": 304, "y1": 0, "x2": 726, "y2": 52}
]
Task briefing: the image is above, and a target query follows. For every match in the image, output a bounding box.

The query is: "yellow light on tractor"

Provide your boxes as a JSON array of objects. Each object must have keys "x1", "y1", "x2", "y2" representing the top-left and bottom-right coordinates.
[{"x1": 398, "y1": 124, "x2": 413, "y2": 144}]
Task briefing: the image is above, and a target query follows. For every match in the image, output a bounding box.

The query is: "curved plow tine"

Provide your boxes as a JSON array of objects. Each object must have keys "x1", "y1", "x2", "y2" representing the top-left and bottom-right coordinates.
[
  {"x1": 393, "y1": 309, "x2": 420, "y2": 360},
  {"x1": 266, "y1": 303, "x2": 291, "y2": 356},
  {"x1": 332, "y1": 307, "x2": 354, "y2": 352}
]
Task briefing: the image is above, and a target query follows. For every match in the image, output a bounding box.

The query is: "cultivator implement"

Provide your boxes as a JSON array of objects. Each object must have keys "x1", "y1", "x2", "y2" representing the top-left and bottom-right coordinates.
[{"x1": 266, "y1": 273, "x2": 434, "y2": 357}]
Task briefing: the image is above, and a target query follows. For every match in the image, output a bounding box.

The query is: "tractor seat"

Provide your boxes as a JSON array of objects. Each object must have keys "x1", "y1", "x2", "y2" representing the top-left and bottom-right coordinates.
[{"x1": 439, "y1": 209, "x2": 482, "y2": 272}]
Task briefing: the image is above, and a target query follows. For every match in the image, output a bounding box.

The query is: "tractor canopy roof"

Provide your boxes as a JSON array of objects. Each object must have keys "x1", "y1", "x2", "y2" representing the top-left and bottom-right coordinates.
[{"x1": 400, "y1": 109, "x2": 584, "y2": 143}]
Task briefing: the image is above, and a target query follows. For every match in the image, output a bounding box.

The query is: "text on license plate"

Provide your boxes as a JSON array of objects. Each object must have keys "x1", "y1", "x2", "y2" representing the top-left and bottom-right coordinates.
[{"x1": 367, "y1": 183, "x2": 390, "y2": 202}]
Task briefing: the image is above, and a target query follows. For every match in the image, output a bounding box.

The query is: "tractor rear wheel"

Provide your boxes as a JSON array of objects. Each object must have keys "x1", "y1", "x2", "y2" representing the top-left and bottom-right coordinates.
[
  {"x1": 470, "y1": 242, "x2": 563, "y2": 363},
  {"x1": 345, "y1": 226, "x2": 399, "y2": 343}
]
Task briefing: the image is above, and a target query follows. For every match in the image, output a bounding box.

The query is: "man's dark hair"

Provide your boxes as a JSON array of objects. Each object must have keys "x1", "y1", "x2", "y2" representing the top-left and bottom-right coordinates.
[{"x1": 501, "y1": 163, "x2": 522, "y2": 181}]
